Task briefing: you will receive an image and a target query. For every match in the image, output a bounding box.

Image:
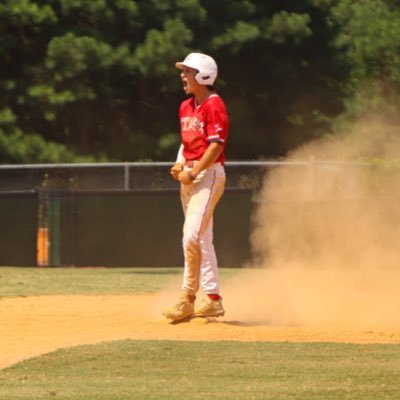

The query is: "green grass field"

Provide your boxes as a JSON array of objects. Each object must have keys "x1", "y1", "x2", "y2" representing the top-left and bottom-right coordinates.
[
  {"x1": 0, "y1": 266, "x2": 182, "y2": 297},
  {"x1": 1, "y1": 340, "x2": 400, "y2": 400},
  {"x1": 0, "y1": 266, "x2": 241, "y2": 297},
  {"x1": 1, "y1": 266, "x2": 400, "y2": 399}
]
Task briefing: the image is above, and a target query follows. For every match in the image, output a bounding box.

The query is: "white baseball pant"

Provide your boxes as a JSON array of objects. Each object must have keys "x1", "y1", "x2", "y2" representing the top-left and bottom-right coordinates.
[{"x1": 180, "y1": 162, "x2": 225, "y2": 295}]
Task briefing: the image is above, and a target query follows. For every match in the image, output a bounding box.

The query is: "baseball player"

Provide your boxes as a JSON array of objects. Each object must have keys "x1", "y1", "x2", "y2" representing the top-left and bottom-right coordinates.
[{"x1": 163, "y1": 52, "x2": 229, "y2": 322}]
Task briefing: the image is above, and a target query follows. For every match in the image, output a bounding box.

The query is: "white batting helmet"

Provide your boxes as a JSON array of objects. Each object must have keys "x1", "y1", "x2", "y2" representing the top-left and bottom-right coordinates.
[{"x1": 175, "y1": 53, "x2": 218, "y2": 85}]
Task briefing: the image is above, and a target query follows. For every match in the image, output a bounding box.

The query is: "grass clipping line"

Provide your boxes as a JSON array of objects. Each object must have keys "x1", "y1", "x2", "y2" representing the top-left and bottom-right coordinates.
[{"x1": 224, "y1": 114, "x2": 400, "y2": 329}]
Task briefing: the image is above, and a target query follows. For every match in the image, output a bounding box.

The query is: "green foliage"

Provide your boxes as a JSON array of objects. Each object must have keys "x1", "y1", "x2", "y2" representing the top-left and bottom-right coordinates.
[
  {"x1": 0, "y1": 0, "x2": 57, "y2": 26},
  {"x1": 60, "y1": 0, "x2": 110, "y2": 15},
  {"x1": 0, "y1": 127, "x2": 97, "y2": 163},
  {"x1": 212, "y1": 21, "x2": 261, "y2": 52},
  {"x1": 47, "y1": 34, "x2": 121, "y2": 77},
  {"x1": 134, "y1": 18, "x2": 192, "y2": 80},
  {"x1": 0, "y1": 0, "x2": 399, "y2": 162},
  {"x1": 330, "y1": 0, "x2": 400, "y2": 85},
  {"x1": 266, "y1": 11, "x2": 312, "y2": 44},
  {"x1": 0, "y1": 108, "x2": 16, "y2": 125},
  {"x1": 156, "y1": 132, "x2": 181, "y2": 158}
]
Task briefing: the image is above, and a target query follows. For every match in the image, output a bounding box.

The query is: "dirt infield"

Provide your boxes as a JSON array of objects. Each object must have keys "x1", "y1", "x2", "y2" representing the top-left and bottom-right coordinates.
[{"x1": 1, "y1": 294, "x2": 400, "y2": 370}]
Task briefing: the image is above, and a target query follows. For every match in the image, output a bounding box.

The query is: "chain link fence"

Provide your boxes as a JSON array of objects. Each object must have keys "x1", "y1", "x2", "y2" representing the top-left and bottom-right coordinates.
[
  {"x1": 0, "y1": 161, "x2": 373, "y2": 267},
  {"x1": 0, "y1": 162, "x2": 272, "y2": 193},
  {"x1": 0, "y1": 160, "x2": 374, "y2": 196}
]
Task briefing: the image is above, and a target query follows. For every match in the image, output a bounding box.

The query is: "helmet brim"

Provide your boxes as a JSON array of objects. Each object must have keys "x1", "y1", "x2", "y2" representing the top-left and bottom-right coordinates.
[{"x1": 175, "y1": 61, "x2": 197, "y2": 70}]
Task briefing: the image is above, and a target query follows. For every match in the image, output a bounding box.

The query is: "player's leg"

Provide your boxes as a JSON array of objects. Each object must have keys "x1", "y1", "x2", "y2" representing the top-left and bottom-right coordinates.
[
  {"x1": 163, "y1": 177, "x2": 213, "y2": 321},
  {"x1": 199, "y1": 218, "x2": 219, "y2": 294},
  {"x1": 181, "y1": 164, "x2": 225, "y2": 293},
  {"x1": 164, "y1": 164, "x2": 225, "y2": 321},
  {"x1": 163, "y1": 184, "x2": 196, "y2": 322},
  {"x1": 193, "y1": 218, "x2": 225, "y2": 318},
  {"x1": 197, "y1": 163, "x2": 225, "y2": 288},
  {"x1": 180, "y1": 185, "x2": 205, "y2": 295},
  {"x1": 193, "y1": 164, "x2": 226, "y2": 317}
]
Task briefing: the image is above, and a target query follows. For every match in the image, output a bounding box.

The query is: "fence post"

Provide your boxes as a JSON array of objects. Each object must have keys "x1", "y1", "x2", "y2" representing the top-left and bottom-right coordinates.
[
  {"x1": 37, "y1": 178, "x2": 61, "y2": 267},
  {"x1": 124, "y1": 162, "x2": 130, "y2": 190},
  {"x1": 37, "y1": 177, "x2": 49, "y2": 267},
  {"x1": 48, "y1": 192, "x2": 61, "y2": 266}
]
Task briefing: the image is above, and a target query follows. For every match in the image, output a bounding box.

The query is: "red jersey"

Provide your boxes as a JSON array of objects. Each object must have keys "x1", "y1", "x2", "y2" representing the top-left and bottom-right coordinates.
[{"x1": 179, "y1": 94, "x2": 229, "y2": 164}]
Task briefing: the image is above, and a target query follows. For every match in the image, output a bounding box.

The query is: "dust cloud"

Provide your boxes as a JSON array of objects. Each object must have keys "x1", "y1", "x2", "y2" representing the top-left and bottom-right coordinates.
[{"x1": 224, "y1": 115, "x2": 400, "y2": 328}]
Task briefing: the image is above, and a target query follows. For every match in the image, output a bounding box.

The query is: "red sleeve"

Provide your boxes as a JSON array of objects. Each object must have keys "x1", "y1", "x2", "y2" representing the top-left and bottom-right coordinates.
[{"x1": 205, "y1": 98, "x2": 229, "y2": 145}]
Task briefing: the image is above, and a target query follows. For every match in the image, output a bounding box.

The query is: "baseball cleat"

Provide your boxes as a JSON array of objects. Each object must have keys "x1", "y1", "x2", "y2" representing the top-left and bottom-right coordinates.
[
  {"x1": 163, "y1": 293, "x2": 194, "y2": 323},
  {"x1": 193, "y1": 296, "x2": 225, "y2": 318}
]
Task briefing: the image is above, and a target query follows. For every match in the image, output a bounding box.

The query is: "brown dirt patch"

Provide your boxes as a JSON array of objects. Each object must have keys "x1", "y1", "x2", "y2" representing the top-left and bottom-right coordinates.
[{"x1": 1, "y1": 293, "x2": 400, "y2": 370}]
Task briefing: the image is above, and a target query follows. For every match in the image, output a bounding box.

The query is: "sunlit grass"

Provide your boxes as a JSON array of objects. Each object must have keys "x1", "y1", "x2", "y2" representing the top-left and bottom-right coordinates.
[
  {"x1": 1, "y1": 340, "x2": 400, "y2": 400},
  {"x1": 0, "y1": 266, "x2": 241, "y2": 297}
]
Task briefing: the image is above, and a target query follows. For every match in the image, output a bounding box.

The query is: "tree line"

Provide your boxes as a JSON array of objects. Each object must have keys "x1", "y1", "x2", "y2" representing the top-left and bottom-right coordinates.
[{"x1": 0, "y1": 0, "x2": 399, "y2": 163}]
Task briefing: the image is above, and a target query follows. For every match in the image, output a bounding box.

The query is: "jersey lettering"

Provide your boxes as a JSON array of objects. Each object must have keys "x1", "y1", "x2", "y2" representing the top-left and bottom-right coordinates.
[{"x1": 181, "y1": 116, "x2": 205, "y2": 135}]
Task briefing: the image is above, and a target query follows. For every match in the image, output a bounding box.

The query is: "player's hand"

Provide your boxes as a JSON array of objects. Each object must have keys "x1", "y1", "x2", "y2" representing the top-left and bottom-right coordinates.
[
  {"x1": 178, "y1": 170, "x2": 195, "y2": 185},
  {"x1": 170, "y1": 163, "x2": 183, "y2": 180}
]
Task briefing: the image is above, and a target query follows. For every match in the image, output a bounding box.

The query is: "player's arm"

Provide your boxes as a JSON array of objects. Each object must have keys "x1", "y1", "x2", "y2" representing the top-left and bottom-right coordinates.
[
  {"x1": 170, "y1": 144, "x2": 185, "y2": 180},
  {"x1": 178, "y1": 142, "x2": 223, "y2": 185}
]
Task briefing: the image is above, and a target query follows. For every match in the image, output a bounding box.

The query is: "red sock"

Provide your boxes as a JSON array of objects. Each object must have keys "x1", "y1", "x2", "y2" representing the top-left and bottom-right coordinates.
[
  {"x1": 207, "y1": 294, "x2": 220, "y2": 301},
  {"x1": 188, "y1": 294, "x2": 196, "y2": 303}
]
